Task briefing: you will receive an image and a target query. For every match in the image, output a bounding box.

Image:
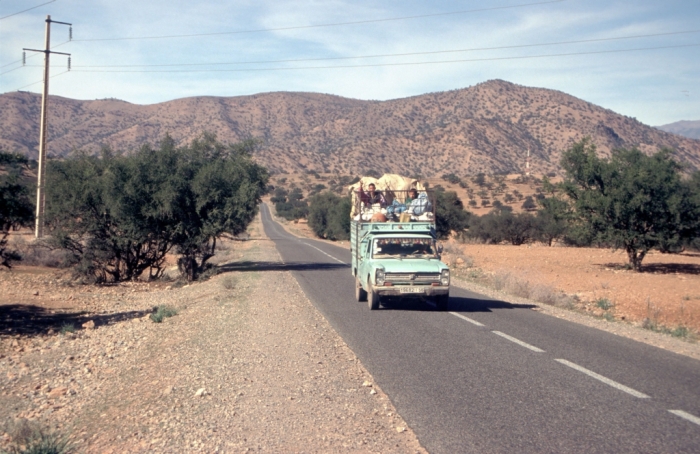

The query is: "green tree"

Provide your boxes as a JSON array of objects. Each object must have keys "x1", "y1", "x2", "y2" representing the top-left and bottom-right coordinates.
[
  {"x1": 435, "y1": 191, "x2": 470, "y2": 239},
  {"x1": 534, "y1": 197, "x2": 570, "y2": 246},
  {"x1": 45, "y1": 134, "x2": 268, "y2": 282},
  {"x1": 307, "y1": 192, "x2": 351, "y2": 240},
  {"x1": 0, "y1": 152, "x2": 34, "y2": 268},
  {"x1": 560, "y1": 138, "x2": 698, "y2": 270},
  {"x1": 168, "y1": 135, "x2": 269, "y2": 280}
]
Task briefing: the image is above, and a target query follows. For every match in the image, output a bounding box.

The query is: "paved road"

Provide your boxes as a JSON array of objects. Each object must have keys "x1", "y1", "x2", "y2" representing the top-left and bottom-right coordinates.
[{"x1": 260, "y1": 204, "x2": 700, "y2": 453}]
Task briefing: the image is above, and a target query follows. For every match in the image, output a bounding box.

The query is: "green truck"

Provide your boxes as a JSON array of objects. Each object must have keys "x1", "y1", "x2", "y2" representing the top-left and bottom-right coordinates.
[{"x1": 351, "y1": 189, "x2": 450, "y2": 310}]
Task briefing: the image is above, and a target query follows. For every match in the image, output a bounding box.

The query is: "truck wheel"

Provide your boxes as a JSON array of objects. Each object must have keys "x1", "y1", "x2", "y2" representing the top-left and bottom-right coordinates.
[
  {"x1": 436, "y1": 294, "x2": 449, "y2": 311},
  {"x1": 368, "y1": 288, "x2": 380, "y2": 310},
  {"x1": 356, "y1": 280, "x2": 367, "y2": 302}
]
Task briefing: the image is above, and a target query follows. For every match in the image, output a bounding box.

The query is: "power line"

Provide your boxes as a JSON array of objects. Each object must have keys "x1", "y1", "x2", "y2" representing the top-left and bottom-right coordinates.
[
  {"x1": 0, "y1": 39, "x2": 70, "y2": 70},
  {"x1": 67, "y1": 43, "x2": 700, "y2": 74},
  {"x1": 71, "y1": 0, "x2": 567, "y2": 42},
  {"x1": 67, "y1": 29, "x2": 700, "y2": 69},
  {"x1": 0, "y1": 0, "x2": 56, "y2": 20}
]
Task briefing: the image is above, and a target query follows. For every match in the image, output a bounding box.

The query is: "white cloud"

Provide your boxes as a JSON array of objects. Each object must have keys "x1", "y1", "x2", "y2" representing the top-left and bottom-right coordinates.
[{"x1": 1, "y1": 0, "x2": 698, "y2": 124}]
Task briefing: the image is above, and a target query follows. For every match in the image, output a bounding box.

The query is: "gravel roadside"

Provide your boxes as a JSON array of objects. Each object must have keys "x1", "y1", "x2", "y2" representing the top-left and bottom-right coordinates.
[{"x1": 1, "y1": 214, "x2": 426, "y2": 453}]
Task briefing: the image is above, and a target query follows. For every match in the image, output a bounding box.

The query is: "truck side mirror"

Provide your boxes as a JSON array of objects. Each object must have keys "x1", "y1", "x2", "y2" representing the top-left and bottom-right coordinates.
[{"x1": 437, "y1": 243, "x2": 444, "y2": 254}]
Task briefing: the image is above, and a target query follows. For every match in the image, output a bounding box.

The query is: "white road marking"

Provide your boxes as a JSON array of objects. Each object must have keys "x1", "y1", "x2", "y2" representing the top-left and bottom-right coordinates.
[
  {"x1": 555, "y1": 359, "x2": 650, "y2": 398},
  {"x1": 492, "y1": 331, "x2": 545, "y2": 352},
  {"x1": 299, "y1": 241, "x2": 348, "y2": 265},
  {"x1": 450, "y1": 312, "x2": 485, "y2": 326},
  {"x1": 669, "y1": 410, "x2": 700, "y2": 426}
]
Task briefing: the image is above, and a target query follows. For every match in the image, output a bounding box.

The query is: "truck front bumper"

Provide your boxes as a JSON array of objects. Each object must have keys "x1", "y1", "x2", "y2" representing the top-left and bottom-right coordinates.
[{"x1": 373, "y1": 285, "x2": 449, "y2": 297}]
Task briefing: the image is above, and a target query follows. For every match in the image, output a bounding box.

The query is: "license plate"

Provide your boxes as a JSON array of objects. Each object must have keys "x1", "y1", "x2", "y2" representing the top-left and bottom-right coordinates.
[{"x1": 400, "y1": 287, "x2": 424, "y2": 294}]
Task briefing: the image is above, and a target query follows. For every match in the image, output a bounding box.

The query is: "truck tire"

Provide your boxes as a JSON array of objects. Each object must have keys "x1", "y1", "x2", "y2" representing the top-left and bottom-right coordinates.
[
  {"x1": 356, "y1": 280, "x2": 367, "y2": 302},
  {"x1": 436, "y1": 293, "x2": 449, "y2": 311},
  {"x1": 368, "y1": 288, "x2": 380, "y2": 310}
]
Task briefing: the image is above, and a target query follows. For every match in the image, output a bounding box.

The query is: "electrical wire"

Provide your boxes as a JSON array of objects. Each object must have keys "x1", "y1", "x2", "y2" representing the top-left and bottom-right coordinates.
[
  {"x1": 10, "y1": 69, "x2": 69, "y2": 91},
  {"x1": 67, "y1": 43, "x2": 700, "y2": 73},
  {"x1": 0, "y1": 0, "x2": 56, "y2": 20},
  {"x1": 0, "y1": 40, "x2": 71, "y2": 70},
  {"x1": 71, "y1": 0, "x2": 566, "y2": 42},
  {"x1": 68, "y1": 29, "x2": 700, "y2": 69}
]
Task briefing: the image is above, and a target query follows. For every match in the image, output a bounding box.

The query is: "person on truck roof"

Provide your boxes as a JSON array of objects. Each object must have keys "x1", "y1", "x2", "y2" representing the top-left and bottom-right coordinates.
[
  {"x1": 406, "y1": 188, "x2": 418, "y2": 203},
  {"x1": 358, "y1": 182, "x2": 386, "y2": 207},
  {"x1": 408, "y1": 190, "x2": 432, "y2": 215}
]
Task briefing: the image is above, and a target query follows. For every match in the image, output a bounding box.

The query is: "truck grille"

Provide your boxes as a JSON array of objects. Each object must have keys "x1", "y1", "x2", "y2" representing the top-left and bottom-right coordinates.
[{"x1": 385, "y1": 273, "x2": 440, "y2": 284}]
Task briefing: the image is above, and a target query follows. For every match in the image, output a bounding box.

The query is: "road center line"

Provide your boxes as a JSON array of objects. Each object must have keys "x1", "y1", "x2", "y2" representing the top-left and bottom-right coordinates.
[
  {"x1": 554, "y1": 359, "x2": 650, "y2": 398},
  {"x1": 492, "y1": 331, "x2": 545, "y2": 352},
  {"x1": 298, "y1": 240, "x2": 347, "y2": 265},
  {"x1": 450, "y1": 312, "x2": 485, "y2": 326},
  {"x1": 669, "y1": 410, "x2": 700, "y2": 426}
]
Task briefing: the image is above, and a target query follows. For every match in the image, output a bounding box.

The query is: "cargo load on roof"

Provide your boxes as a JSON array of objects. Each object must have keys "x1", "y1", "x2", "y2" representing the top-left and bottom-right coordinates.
[{"x1": 347, "y1": 173, "x2": 434, "y2": 222}]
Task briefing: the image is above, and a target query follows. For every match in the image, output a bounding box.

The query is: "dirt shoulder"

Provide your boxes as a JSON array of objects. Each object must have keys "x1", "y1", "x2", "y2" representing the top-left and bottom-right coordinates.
[{"x1": 0, "y1": 214, "x2": 426, "y2": 453}]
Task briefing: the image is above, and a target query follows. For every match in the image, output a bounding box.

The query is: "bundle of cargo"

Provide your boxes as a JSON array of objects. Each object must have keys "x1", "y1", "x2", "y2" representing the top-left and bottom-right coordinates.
[{"x1": 347, "y1": 174, "x2": 433, "y2": 222}]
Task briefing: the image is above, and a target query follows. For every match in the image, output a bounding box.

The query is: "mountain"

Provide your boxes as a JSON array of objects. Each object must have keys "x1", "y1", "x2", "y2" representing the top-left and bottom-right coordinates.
[
  {"x1": 2, "y1": 80, "x2": 699, "y2": 176},
  {"x1": 656, "y1": 120, "x2": 700, "y2": 140}
]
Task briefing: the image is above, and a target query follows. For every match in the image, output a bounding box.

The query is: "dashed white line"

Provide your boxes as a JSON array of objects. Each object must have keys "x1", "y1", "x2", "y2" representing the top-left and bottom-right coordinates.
[
  {"x1": 669, "y1": 410, "x2": 700, "y2": 426},
  {"x1": 298, "y1": 241, "x2": 347, "y2": 265},
  {"x1": 555, "y1": 359, "x2": 650, "y2": 398},
  {"x1": 492, "y1": 331, "x2": 545, "y2": 352},
  {"x1": 450, "y1": 312, "x2": 485, "y2": 326}
]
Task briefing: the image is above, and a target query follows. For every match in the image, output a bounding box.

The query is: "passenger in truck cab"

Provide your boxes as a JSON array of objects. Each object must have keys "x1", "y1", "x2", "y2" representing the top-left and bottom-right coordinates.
[{"x1": 358, "y1": 182, "x2": 386, "y2": 207}]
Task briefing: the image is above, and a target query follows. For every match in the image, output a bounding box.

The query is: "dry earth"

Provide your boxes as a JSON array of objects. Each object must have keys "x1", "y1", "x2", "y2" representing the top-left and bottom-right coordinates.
[
  {"x1": 0, "y1": 215, "x2": 426, "y2": 453},
  {"x1": 454, "y1": 243, "x2": 700, "y2": 333}
]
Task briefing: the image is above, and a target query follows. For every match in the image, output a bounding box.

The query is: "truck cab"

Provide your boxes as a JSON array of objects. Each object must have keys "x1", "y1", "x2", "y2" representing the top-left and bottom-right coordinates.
[{"x1": 350, "y1": 188, "x2": 450, "y2": 310}]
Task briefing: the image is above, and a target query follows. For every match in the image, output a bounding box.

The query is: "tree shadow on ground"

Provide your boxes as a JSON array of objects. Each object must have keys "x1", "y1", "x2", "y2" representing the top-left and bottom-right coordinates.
[
  {"x1": 377, "y1": 294, "x2": 537, "y2": 312},
  {"x1": 0, "y1": 304, "x2": 154, "y2": 338},
  {"x1": 217, "y1": 260, "x2": 348, "y2": 273},
  {"x1": 599, "y1": 262, "x2": 700, "y2": 275}
]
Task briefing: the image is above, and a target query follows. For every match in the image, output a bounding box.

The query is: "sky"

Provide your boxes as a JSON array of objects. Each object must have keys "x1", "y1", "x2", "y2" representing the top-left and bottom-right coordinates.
[{"x1": 0, "y1": 0, "x2": 698, "y2": 126}]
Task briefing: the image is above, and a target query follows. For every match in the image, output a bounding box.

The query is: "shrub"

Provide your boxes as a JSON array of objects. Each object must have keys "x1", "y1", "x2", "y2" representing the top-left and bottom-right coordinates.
[
  {"x1": 435, "y1": 191, "x2": 470, "y2": 239},
  {"x1": 1, "y1": 421, "x2": 71, "y2": 454},
  {"x1": 308, "y1": 192, "x2": 351, "y2": 240},
  {"x1": 467, "y1": 209, "x2": 535, "y2": 245},
  {"x1": 150, "y1": 305, "x2": 178, "y2": 323},
  {"x1": 0, "y1": 152, "x2": 34, "y2": 268},
  {"x1": 596, "y1": 298, "x2": 613, "y2": 310}
]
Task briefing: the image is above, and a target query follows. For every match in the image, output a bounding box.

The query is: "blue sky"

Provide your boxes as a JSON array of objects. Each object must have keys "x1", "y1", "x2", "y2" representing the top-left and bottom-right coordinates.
[{"x1": 1, "y1": 0, "x2": 698, "y2": 126}]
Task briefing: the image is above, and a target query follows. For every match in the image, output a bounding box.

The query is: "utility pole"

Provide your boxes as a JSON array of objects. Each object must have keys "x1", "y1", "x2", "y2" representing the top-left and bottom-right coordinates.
[{"x1": 23, "y1": 15, "x2": 71, "y2": 238}]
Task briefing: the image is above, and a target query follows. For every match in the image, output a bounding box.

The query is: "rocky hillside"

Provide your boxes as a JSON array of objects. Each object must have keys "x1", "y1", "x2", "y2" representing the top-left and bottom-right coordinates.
[
  {"x1": 2, "y1": 80, "x2": 699, "y2": 176},
  {"x1": 657, "y1": 120, "x2": 700, "y2": 140}
]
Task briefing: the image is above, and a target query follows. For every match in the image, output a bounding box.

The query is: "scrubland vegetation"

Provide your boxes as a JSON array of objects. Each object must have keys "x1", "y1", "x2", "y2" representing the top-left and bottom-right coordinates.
[{"x1": 0, "y1": 133, "x2": 268, "y2": 282}]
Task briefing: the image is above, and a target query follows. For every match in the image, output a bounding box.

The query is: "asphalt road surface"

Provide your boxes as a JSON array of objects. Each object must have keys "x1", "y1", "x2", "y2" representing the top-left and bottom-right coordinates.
[{"x1": 259, "y1": 204, "x2": 700, "y2": 453}]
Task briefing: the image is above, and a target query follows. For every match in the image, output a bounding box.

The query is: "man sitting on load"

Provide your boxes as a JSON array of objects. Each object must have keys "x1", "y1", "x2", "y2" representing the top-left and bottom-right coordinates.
[{"x1": 358, "y1": 182, "x2": 386, "y2": 207}]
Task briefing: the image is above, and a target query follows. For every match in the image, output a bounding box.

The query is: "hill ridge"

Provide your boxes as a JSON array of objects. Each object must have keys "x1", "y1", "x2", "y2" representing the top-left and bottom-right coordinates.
[{"x1": 2, "y1": 80, "x2": 699, "y2": 176}]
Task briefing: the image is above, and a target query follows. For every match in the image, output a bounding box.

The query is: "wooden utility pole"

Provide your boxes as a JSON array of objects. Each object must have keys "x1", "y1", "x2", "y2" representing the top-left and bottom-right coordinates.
[{"x1": 23, "y1": 15, "x2": 71, "y2": 238}]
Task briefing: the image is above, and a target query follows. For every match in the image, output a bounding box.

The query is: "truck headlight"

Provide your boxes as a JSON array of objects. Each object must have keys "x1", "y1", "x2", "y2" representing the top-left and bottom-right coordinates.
[
  {"x1": 440, "y1": 269, "x2": 450, "y2": 286},
  {"x1": 376, "y1": 269, "x2": 385, "y2": 286}
]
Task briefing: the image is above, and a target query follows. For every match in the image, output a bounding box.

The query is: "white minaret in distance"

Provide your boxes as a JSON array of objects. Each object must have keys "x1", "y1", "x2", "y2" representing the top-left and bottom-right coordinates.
[{"x1": 525, "y1": 148, "x2": 531, "y2": 177}]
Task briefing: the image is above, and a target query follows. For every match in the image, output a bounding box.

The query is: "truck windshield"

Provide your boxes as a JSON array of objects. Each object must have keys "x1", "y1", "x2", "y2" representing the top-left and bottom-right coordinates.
[{"x1": 372, "y1": 238, "x2": 436, "y2": 259}]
